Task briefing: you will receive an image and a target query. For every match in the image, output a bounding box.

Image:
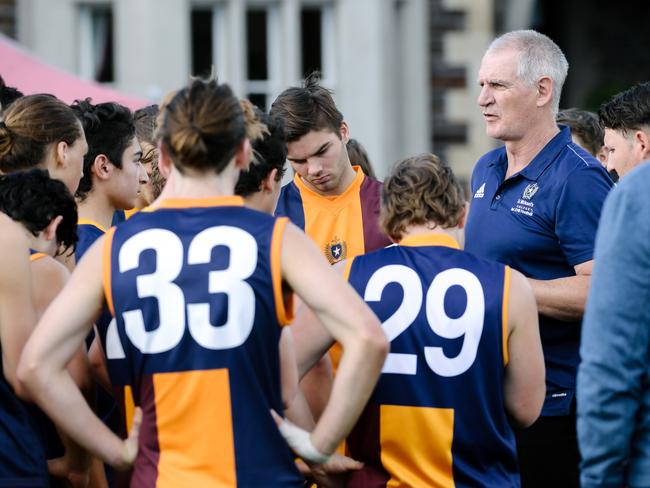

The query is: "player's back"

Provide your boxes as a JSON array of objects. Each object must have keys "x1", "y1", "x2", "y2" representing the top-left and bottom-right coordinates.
[
  {"x1": 345, "y1": 233, "x2": 519, "y2": 488},
  {"x1": 101, "y1": 197, "x2": 303, "y2": 488},
  {"x1": 0, "y1": 348, "x2": 48, "y2": 487}
]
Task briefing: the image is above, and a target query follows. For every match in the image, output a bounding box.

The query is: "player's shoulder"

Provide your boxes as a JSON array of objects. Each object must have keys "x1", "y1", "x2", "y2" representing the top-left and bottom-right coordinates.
[{"x1": 31, "y1": 254, "x2": 69, "y2": 287}]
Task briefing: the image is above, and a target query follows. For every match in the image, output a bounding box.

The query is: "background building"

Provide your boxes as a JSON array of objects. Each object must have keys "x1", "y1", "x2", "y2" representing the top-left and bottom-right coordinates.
[{"x1": 2, "y1": 0, "x2": 650, "y2": 182}]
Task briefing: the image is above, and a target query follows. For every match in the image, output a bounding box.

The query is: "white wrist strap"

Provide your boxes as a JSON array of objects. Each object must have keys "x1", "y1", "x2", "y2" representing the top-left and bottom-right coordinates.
[{"x1": 276, "y1": 418, "x2": 331, "y2": 464}]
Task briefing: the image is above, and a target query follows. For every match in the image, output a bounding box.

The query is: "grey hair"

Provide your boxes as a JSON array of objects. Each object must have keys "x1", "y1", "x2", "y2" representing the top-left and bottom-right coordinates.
[{"x1": 487, "y1": 30, "x2": 569, "y2": 115}]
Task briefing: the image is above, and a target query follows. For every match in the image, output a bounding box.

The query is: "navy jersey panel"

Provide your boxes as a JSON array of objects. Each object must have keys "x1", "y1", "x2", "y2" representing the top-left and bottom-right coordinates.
[
  {"x1": 75, "y1": 223, "x2": 105, "y2": 263},
  {"x1": 0, "y1": 346, "x2": 48, "y2": 486},
  {"x1": 105, "y1": 203, "x2": 302, "y2": 486},
  {"x1": 346, "y1": 242, "x2": 519, "y2": 487},
  {"x1": 275, "y1": 181, "x2": 305, "y2": 230}
]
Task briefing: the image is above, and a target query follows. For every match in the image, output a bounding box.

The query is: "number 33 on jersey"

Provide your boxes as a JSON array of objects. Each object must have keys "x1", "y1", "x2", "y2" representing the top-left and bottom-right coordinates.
[{"x1": 99, "y1": 197, "x2": 304, "y2": 487}]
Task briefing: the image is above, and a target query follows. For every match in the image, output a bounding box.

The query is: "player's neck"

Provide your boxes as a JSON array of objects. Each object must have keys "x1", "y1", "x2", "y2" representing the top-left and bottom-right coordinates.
[
  {"x1": 21, "y1": 227, "x2": 41, "y2": 252},
  {"x1": 155, "y1": 164, "x2": 238, "y2": 202},
  {"x1": 244, "y1": 192, "x2": 273, "y2": 215},
  {"x1": 77, "y1": 191, "x2": 115, "y2": 231},
  {"x1": 400, "y1": 224, "x2": 464, "y2": 246}
]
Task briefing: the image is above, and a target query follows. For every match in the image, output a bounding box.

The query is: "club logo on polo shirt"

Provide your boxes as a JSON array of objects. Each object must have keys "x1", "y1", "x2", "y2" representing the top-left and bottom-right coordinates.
[
  {"x1": 522, "y1": 182, "x2": 539, "y2": 200},
  {"x1": 474, "y1": 183, "x2": 486, "y2": 199},
  {"x1": 511, "y1": 183, "x2": 539, "y2": 217},
  {"x1": 324, "y1": 236, "x2": 347, "y2": 264}
]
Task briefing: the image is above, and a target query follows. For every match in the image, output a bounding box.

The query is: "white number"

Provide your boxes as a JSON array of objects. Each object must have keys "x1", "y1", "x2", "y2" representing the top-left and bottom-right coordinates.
[
  {"x1": 120, "y1": 229, "x2": 185, "y2": 354},
  {"x1": 187, "y1": 226, "x2": 257, "y2": 349},
  {"x1": 365, "y1": 266, "x2": 485, "y2": 377},
  {"x1": 365, "y1": 265, "x2": 421, "y2": 375},
  {"x1": 114, "y1": 226, "x2": 258, "y2": 354},
  {"x1": 424, "y1": 269, "x2": 484, "y2": 377}
]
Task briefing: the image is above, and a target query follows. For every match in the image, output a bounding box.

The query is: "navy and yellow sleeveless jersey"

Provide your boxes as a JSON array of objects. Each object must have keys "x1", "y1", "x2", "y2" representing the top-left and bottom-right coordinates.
[
  {"x1": 100, "y1": 196, "x2": 302, "y2": 487},
  {"x1": 344, "y1": 233, "x2": 518, "y2": 488},
  {"x1": 76, "y1": 219, "x2": 109, "y2": 262},
  {"x1": 275, "y1": 166, "x2": 391, "y2": 264},
  {"x1": 0, "y1": 358, "x2": 48, "y2": 487},
  {"x1": 0, "y1": 251, "x2": 48, "y2": 487}
]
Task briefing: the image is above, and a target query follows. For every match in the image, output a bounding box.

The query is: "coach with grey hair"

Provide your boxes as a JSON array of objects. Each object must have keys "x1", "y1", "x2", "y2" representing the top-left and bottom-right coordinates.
[{"x1": 464, "y1": 30, "x2": 613, "y2": 486}]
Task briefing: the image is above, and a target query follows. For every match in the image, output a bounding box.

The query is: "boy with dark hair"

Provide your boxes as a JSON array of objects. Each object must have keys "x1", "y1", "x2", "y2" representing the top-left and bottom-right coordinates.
[
  {"x1": 70, "y1": 99, "x2": 147, "y2": 257},
  {"x1": 271, "y1": 72, "x2": 391, "y2": 418},
  {"x1": 271, "y1": 72, "x2": 390, "y2": 265},
  {"x1": 70, "y1": 99, "x2": 147, "y2": 487},
  {"x1": 599, "y1": 82, "x2": 650, "y2": 179}
]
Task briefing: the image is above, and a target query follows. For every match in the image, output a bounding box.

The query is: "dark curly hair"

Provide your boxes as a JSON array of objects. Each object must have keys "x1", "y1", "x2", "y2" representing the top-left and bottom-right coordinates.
[
  {"x1": 0, "y1": 75, "x2": 24, "y2": 112},
  {"x1": 71, "y1": 98, "x2": 135, "y2": 200},
  {"x1": 599, "y1": 82, "x2": 650, "y2": 135},
  {"x1": 270, "y1": 71, "x2": 343, "y2": 142},
  {"x1": 0, "y1": 169, "x2": 78, "y2": 255},
  {"x1": 235, "y1": 107, "x2": 287, "y2": 197},
  {"x1": 380, "y1": 153, "x2": 465, "y2": 242}
]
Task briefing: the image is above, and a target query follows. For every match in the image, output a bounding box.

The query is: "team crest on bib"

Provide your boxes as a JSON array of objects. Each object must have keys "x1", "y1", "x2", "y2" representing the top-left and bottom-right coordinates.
[
  {"x1": 324, "y1": 236, "x2": 347, "y2": 264},
  {"x1": 522, "y1": 183, "x2": 539, "y2": 200}
]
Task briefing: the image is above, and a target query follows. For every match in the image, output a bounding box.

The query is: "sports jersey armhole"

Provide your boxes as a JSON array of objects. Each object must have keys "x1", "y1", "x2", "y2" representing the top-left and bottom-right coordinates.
[
  {"x1": 29, "y1": 252, "x2": 47, "y2": 262},
  {"x1": 102, "y1": 227, "x2": 117, "y2": 317},
  {"x1": 502, "y1": 265, "x2": 511, "y2": 366},
  {"x1": 271, "y1": 217, "x2": 293, "y2": 326},
  {"x1": 342, "y1": 256, "x2": 355, "y2": 282}
]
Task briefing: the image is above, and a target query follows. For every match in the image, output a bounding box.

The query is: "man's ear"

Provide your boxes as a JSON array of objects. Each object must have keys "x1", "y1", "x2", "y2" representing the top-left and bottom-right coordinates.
[
  {"x1": 261, "y1": 168, "x2": 279, "y2": 193},
  {"x1": 536, "y1": 76, "x2": 554, "y2": 108},
  {"x1": 339, "y1": 121, "x2": 350, "y2": 144},
  {"x1": 634, "y1": 129, "x2": 650, "y2": 159},
  {"x1": 43, "y1": 215, "x2": 63, "y2": 243}
]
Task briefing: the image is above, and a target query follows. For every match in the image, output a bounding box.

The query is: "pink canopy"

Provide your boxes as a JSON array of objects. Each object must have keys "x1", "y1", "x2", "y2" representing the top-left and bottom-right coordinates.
[{"x1": 0, "y1": 34, "x2": 149, "y2": 110}]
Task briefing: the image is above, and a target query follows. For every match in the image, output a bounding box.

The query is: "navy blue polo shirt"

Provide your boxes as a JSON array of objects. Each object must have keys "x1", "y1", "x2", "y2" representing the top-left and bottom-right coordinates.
[{"x1": 465, "y1": 126, "x2": 613, "y2": 416}]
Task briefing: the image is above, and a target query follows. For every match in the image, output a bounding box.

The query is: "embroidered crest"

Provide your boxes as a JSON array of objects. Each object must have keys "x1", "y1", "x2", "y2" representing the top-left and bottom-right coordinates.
[
  {"x1": 522, "y1": 183, "x2": 539, "y2": 200},
  {"x1": 324, "y1": 236, "x2": 347, "y2": 264}
]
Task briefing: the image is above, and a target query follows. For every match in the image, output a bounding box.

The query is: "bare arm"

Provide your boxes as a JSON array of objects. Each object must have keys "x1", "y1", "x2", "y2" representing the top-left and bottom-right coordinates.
[
  {"x1": 18, "y1": 237, "x2": 140, "y2": 469},
  {"x1": 32, "y1": 257, "x2": 93, "y2": 393},
  {"x1": 281, "y1": 224, "x2": 388, "y2": 456},
  {"x1": 527, "y1": 260, "x2": 592, "y2": 321},
  {"x1": 32, "y1": 256, "x2": 94, "y2": 479},
  {"x1": 504, "y1": 268, "x2": 545, "y2": 427},
  {"x1": 88, "y1": 335, "x2": 113, "y2": 394},
  {"x1": 0, "y1": 215, "x2": 37, "y2": 392}
]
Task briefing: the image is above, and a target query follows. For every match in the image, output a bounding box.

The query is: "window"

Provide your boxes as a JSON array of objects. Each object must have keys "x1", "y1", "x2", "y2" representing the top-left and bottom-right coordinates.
[
  {"x1": 300, "y1": 2, "x2": 334, "y2": 83},
  {"x1": 301, "y1": 8, "x2": 322, "y2": 77},
  {"x1": 78, "y1": 5, "x2": 114, "y2": 83},
  {"x1": 191, "y1": 9, "x2": 213, "y2": 78},
  {"x1": 187, "y1": 1, "x2": 335, "y2": 110},
  {"x1": 244, "y1": 4, "x2": 280, "y2": 110}
]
